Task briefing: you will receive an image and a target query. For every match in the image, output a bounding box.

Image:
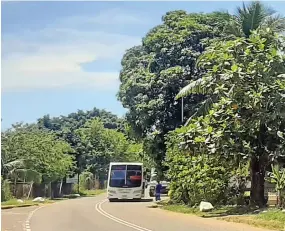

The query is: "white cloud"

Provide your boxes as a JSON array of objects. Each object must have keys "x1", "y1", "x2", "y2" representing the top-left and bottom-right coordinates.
[
  {"x1": 2, "y1": 9, "x2": 142, "y2": 92},
  {"x1": 57, "y1": 8, "x2": 150, "y2": 27}
]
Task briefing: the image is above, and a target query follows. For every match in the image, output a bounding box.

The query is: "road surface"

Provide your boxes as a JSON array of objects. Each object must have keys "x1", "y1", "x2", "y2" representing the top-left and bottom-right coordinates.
[{"x1": 2, "y1": 194, "x2": 274, "y2": 231}]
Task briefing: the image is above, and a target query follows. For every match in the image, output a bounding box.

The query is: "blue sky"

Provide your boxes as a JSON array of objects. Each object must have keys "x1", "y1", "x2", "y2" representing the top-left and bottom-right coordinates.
[{"x1": 2, "y1": 1, "x2": 285, "y2": 130}]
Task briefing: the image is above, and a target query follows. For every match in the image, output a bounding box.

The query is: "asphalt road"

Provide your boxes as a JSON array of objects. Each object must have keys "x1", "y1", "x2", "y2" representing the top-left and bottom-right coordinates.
[{"x1": 2, "y1": 193, "x2": 274, "y2": 231}]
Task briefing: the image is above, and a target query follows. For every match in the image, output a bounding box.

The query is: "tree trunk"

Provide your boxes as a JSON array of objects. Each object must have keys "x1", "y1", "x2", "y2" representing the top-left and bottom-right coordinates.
[
  {"x1": 250, "y1": 156, "x2": 266, "y2": 207},
  {"x1": 59, "y1": 179, "x2": 63, "y2": 197},
  {"x1": 277, "y1": 189, "x2": 282, "y2": 208},
  {"x1": 27, "y1": 182, "x2": 33, "y2": 199}
]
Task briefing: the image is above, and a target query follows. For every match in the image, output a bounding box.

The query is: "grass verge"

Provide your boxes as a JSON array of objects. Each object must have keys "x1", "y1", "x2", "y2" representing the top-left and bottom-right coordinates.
[
  {"x1": 1, "y1": 198, "x2": 59, "y2": 209},
  {"x1": 159, "y1": 201, "x2": 257, "y2": 218},
  {"x1": 62, "y1": 189, "x2": 105, "y2": 199},
  {"x1": 80, "y1": 189, "x2": 106, "y2": 197},
  {"x1": 158, "y1": 201, "x2": 285, "y2": 231},
  {"x1": 2, "y1": 189, "x2": 106, "y2": 209},
  {"x1": 220, "y1": 209, "x2": 285, "y2": 231}
]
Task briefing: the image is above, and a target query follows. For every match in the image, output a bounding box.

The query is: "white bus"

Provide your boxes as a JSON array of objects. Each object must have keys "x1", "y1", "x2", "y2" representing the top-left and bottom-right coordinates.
[{"x1": 107, "y1": 162, "x2": 145, "y2": 202}]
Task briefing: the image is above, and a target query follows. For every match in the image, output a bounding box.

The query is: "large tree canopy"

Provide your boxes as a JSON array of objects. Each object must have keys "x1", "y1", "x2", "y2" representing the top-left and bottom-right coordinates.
[
  {"x1": 75, "y1": 118, "x2": 149, "y2": 178},
  {"x1": 175, "y1": 28, "x2": 285, "y2": 206},
  {"x1": 36, "y1": 108, "x2": 126, "y2": 174},
  {"x1": 118, "y1": 11, "x2": 231, "y2": 172},
  {"x1": 1, "y1": 124, "x2": 74, "y2": 183}
]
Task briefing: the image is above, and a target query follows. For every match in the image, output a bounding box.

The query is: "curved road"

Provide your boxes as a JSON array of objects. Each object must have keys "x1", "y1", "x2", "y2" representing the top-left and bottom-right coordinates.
[{"x1": 2, "y1": 194, "x2": 273, "y2": 231}]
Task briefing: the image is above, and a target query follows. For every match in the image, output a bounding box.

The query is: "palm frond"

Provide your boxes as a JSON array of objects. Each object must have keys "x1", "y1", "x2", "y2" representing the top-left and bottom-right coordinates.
[
  {"x1": 185, "y1": 96, "x2": 216, "y2": 126},
  {"x1": 3, "y1": 159, "x2": 24, "y2": 170},
  {"x1": 224, "y1": 20, "x2": 245, "y2": 37},
  {"x1": 235, "y1": 1, "x2": 276, "y2": 37},
  {"x1": 262, "y1": 14, "x2": 285, "y2": 33},
  {"x1": 176, "y1": 77, "x2": 212, "y2": 100}
]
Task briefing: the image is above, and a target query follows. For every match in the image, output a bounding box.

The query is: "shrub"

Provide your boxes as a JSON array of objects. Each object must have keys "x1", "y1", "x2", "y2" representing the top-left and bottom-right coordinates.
[
  {"x1": 71, "y1": 183, "x2": 80, "y2": 194},
  {"x1": 79, "y1": 171, "x2": 94, "y2": 190},
  {"x1": 1, "y1": 178, "x2": 12, "y2": 202},
  {"x1": 165, "y1": 127, "x2": 232, "y2": 206}
]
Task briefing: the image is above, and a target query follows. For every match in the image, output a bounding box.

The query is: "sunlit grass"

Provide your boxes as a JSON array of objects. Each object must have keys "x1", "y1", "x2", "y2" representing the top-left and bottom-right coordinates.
[
  {"x1": 80, "y1": 189, "x2": 106, "y2": 197},
  {"x1": 220, "y1": 210, "x2": 285, "y2": 231},
  {"x1": 159, "y1": 202, "x2": 285, "y2": 231}
]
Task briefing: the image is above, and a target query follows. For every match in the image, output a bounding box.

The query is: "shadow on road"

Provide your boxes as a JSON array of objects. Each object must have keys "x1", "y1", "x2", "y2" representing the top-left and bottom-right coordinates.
[{"x1": 110, "y1": 198, "x2": 154, "y2": 203}]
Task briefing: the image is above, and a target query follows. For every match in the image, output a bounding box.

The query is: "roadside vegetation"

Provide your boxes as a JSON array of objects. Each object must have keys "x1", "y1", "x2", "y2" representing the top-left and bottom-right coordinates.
[
  {"x1": 117, "y1": 0, "x2": 285, "y2": 229},
  {"x1": 1, "y1": 110, "x2": 146, "y2": 204},
  {"x1": 1, "y1": 198, "x2": 59, "y2": 209},
  {"x1": 160, "y1": 202, "x2": 285, "y2": 231},
  {"x1": 1, "y1": 1, "x2": 285, "y2": 230},
  {"x1": 221, "y1": 210, "x2": 285, "y2": 231}
]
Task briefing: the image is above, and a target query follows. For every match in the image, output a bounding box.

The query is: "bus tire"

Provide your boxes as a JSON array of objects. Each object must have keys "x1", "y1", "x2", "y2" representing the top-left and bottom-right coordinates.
[{"x1": 149, "y1": 191, "x2": 154, "y2": 197}]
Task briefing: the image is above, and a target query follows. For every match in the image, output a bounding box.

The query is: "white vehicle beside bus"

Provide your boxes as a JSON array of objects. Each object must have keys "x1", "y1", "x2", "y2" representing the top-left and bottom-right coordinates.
[{"x1": 107, "y1": 162, "x2": 145, "y2": 202}]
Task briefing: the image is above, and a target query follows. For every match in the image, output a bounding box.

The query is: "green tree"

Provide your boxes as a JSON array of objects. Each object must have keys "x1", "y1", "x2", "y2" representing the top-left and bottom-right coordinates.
[
  {"x1": 118, "y1": 11, "x2": 231, "y2": 173},
  {"x1": 37, "y1": 108, "x2": 125, "y2": 175},
  {"x1": 225, "y1": 1, "x2": 285, "y2": 38},
  {"x1": 165, "y1": 125, "x2": 232, "y2": 205},
  {"x1": 1, "y1": 124, "x2": 74, "y2": 184},
  {"x1": 176, "y1": 29, "x2": 285, "y2": 206},
  {"x1": 75, "y1": 118, "x2": 141, "y2": 182}
]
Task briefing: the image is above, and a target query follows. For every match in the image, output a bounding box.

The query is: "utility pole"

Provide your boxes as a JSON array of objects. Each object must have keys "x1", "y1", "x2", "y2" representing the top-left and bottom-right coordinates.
[{"x1": 181, "y1": 97, "x2": 184, "y2": 123}]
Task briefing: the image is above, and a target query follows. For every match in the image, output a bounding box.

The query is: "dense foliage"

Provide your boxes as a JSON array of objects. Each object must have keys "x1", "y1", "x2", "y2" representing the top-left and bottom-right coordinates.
[
  {"x1": 2, "y1": 1, "x2": 285, "y2": 208},
  {"x1": 166, "y1": 126, "x2": 231, "y2": 206},
  {"x1": 75, "y1": 118, "x2": 145, "y2": 179},
  {"x1": 1, "y1": 124, "x2": 74, "y2": 184},
  {"x1": 118, "y1": 10, "x2": 231, "y2": 173},
  {"x1": 1, "y1": 108, "x2": 145, "y2": 199},
  {"x1": 175, "y1": 29, "x2": 285, "y2": 206},
  {"x1": 1, "y1": 177, "x2": 12, "y2": 201},
  {"x1": 36, "y1": 108, "x2": 128, "y2": 175}
]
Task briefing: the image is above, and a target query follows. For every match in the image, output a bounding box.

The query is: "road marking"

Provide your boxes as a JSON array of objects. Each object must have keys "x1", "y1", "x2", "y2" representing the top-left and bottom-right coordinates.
[
  {"x1": 2, "y1": 212, "x2": 26, "y2": 215},
  {"x1": 23, "y1": 206, "x2": 45, "y2": 231},
  {"x1": 22, "y1": 199, "x2": 66, "y2": 231},
  {"x1": 95, "y1": 199, "x2": 153, "y2": 231}
]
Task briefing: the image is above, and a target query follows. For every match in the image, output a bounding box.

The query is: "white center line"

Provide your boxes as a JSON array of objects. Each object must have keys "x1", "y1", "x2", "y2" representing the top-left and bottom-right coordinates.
[
  {"x1": 95, "y1": 199, "x2": 153, "y2": 231},
  {"x1": 23, "y1": 206, "x2": 44, "y2": 231}
]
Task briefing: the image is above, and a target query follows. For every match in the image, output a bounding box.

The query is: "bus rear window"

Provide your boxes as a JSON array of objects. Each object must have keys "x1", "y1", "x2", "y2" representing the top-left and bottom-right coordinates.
[
  {"x1": 109, "y1": 165, "x2": 126, "y2": 187},
  {"x1": 109, "y1": 165, "x2": 142, "y2": 188},
  {"x1": 126, "y1": 165, "x2": 142, "y2": 188}
]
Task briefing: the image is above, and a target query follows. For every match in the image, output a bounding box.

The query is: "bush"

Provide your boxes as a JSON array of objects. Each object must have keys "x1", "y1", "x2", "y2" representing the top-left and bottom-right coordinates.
[
  {"x1": 1, "y1": 178, "x2": 12, "y2": 202},
  {"x1": 79, "y1": 171, "x2": 94, "y2": 190},
  {"x1": 71, "y1": 183, "x2": 80, "y2": 194},
  {"x1": 165, "y1": 127, "x2": 231, "y2": 206}
]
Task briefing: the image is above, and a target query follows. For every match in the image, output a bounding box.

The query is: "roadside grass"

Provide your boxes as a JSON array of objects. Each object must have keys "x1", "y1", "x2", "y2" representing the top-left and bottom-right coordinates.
[
  {"x1": 62, "y1": 189, "x2": 106, "y2": 198},
  {"x1": 1, "y1": 198, "x2": 59, "y2": 209},
  {"x1": 158, "y1": 201, "x2": 285, "y2": 231},
  {"x1": 2, "y1": 189, "x2": 105, "y2": 209},
  {"x1": 220, "y1": 209, "x2": 285, "y2": 231},
  {"x1": 80, "y1": 189, "x2": 106, "y2": 197},
  {"x1": 2, "y1": 189, "x2": 106, "y2": 207}
]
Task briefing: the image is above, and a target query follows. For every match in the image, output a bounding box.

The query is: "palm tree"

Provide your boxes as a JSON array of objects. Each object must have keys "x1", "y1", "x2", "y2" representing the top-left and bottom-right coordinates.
[
  {"x1": 225, "y1": 1, "x2": 285, "y2": 38},
  {"x1": 266, "y1": 165, "x2": 285, "y2": 208},
  {"x1": 176, "y1": 1, "x2": 285, "y2": 125},
  {"x1": 2, "y1": 158, "x2": 42, "y2": 198}
]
